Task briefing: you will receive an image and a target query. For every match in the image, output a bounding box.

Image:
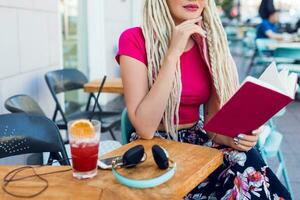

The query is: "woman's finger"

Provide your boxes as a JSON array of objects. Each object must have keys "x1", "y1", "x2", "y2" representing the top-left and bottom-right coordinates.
[
  {"x1": 231, "y1": 139, "x2": 253, "y2": 151},
  {"x1": 178, "y1": 16, "x2": 202, "y2": 26},
  {"x1": 177, "y1": 22, "x2": 203, "y2": 31},
  {"x1": 235, "y1": 144, "x2": 252, "y2": 152},
  {"x1": 179, "y1": 18, "x2": 203, "y2": 29},
  {"x1": 176, "y1": 23, "x2": 206, "y2": 37},
  {"x1": 229, "y1": 137, "x2": 253, "y2": 152},
  {"x1": 185, "y1": 25, "x2": 207, "y2": 37},
  {"x1": 252, "y1": 126, "x2": 264, "y2": 135},
  {"x1": 235, "y1": 137, "x2": 257, "y2": 148},
  {"x1": 177, "y1": 23, "x2": 198, "y2": 31},
  {"x1": 237, "y1": 134, "x2": 258, "y2": 143}
]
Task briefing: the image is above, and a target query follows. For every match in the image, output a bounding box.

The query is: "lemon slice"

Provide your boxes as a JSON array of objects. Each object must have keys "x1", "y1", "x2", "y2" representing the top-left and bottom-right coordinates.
[{"x1": 70, "y1": 119, "x2": 95, "y2": 138}]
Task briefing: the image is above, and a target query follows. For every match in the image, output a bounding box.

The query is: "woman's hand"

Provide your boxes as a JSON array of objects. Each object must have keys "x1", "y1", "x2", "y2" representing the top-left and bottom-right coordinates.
[
  {"x1": 212, "y1": 127, "x2": 262, "y2": 152},
  {"x1": 229, "y1": 128, "x2": 262, "y2": 151},
  {"x1": 168, "y1": 17, "x2": 206, "y2": 58},
  {"x1": 230, "y1": 134, "x2": 258, "y2": 152}
]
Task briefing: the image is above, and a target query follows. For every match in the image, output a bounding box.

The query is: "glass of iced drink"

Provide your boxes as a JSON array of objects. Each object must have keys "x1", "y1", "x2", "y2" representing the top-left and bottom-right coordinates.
[{"x1": 68, "y1": 119, "x2": 100, "y2": 179}]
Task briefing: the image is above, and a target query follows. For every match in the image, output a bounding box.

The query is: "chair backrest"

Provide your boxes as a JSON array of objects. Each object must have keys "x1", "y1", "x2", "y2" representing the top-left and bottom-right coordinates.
[
  {"x1": 45, "y1": 69, "x2": 88, "y2": 95},
  {"x1": 121, "y1": 108, "x2": 135, "y2": 145},
  {"x1": 44, "y1": 69, "x2": 89, "y2": 124},
  {"x1": 0, "y1": 113, "x2": 70, "y2": 165},
  {"x1": 4, "y1": 95, "x2": 46, "y2": 116}
]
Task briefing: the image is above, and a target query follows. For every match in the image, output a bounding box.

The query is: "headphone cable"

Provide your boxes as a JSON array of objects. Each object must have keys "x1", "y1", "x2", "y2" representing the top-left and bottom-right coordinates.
[{"x1": 2, "y1": 158, "x2": 72, "y2": 198}]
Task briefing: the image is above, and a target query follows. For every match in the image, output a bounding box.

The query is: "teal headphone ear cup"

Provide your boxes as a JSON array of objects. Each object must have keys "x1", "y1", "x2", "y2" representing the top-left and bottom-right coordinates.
[{"x1": 152, "y1": 145, "x2": 169, "y2": 169}]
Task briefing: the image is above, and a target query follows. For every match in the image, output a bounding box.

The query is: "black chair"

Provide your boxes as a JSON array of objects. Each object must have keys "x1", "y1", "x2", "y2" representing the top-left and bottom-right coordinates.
[
  {"x1": 4, "y1": 95, "x2": 69, "y2": 144},
  {"x1": 44, "y1": 69, "x2": 120, "y2": 140},
  {"x1": 4, "y1": 94, "x2": 46, "y2": 116},
  {"x1": 0, "y1": 113, "x2": 70, "y2": 165}
]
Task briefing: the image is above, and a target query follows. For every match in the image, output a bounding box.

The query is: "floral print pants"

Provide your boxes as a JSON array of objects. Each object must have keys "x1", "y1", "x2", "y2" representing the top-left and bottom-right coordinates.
[{"x1": 130, "y1": 121, "x2": 292, "y2": 200}]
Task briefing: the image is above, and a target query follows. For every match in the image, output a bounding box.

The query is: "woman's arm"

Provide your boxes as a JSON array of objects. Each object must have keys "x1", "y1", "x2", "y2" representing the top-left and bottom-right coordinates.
[
  {"x1": 120, "y1": 17, "x2": 206, "y2": 139},
  {"x1": 120, "y1": 52, "x2": 178, "y2": 139},
  {"x1": 265, "y1": 30, "x2": 287, "y2": 41},
  {"x1": 265, "y1": 29, "x2": 295, "y2": 42}
]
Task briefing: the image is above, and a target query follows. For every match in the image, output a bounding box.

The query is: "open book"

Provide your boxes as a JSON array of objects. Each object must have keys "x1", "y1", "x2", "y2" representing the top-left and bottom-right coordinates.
[{"x1": 203, "y1": 62, "x2": 298, "y2": 138}]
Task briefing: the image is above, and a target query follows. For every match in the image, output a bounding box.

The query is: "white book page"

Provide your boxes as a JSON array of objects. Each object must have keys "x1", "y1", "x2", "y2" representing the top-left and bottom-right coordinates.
[
  {"x1": 258, "y1": 62, "x2": 287, "y2": 94},
  {"x1": 242, "y1": 62, "x2": 297, "y2": 99},
  {"x1": 241, "y1": 76, "x2": 288, "y2": 97},
  {"x1": 287, "y1": 73, "x2": 298, "y2": 98},
  {"x1": 277, "y1": 65, "x2": 298, "y2": 98},
  {"x1": 279, "y1": 69, "x2": 289, "y2": 92}
]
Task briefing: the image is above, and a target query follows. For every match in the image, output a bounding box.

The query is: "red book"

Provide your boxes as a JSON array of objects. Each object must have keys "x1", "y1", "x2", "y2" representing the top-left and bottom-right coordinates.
[{"x1": 203, "y1": 62, "x2": 298, "y2": 138}]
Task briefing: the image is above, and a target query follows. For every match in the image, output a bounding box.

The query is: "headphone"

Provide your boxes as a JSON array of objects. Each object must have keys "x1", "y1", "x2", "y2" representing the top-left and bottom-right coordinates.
[{"x1": 111, "y1": 145, "x2": 176, "y2": 188}]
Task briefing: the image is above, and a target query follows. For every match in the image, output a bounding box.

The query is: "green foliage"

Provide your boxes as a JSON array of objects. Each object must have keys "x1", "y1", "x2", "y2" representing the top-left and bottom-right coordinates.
[{"x1": 216, "y1": 0, "x2": 235, "y2": 19}]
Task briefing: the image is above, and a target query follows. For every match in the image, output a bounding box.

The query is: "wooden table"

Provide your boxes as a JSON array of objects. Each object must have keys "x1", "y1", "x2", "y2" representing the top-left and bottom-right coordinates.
[
  {"x1": 267, "y1": 42, "x2": 300, "y2": 50},
  {"x1": 84, "y1": 78, "x2": 123, "y2": 94},
  {"x1": 0, "y1": 138, "x2": 223, "y2": 200},
  {"x1": 257, "y1": 38, "x2": 300, "y2": 50},
  {"x1": 256, "y1": 39, "x2": 300, "y2": 61}
]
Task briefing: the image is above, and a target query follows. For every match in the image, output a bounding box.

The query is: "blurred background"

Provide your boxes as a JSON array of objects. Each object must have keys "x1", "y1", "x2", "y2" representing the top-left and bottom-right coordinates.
[{"x1": 0, "y1": 0, "x2": 299, "y2": 198}]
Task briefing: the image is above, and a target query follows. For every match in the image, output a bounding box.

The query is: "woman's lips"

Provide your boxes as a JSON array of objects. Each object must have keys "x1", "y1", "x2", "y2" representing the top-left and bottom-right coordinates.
[{"x1": 183, "y1": 4, "x2": 199, "y2": 12}]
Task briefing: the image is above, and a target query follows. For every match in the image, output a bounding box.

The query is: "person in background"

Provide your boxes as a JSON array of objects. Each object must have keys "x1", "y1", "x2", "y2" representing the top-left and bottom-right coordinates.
[
  {"x1": 257, "y1": 9, "x2": 291, "y2": 40},
  {"x1": 258, "y1": 0, "x2": 275, "y2": 19},
  {"x1": 257, "y1": 0, "x2": 293, "y2": 41}
]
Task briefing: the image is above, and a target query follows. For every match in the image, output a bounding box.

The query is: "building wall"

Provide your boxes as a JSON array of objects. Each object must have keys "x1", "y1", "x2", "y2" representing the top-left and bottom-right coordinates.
[
  {"x1": 0, "y1": 0, "x2": 62, "y2": 118},
  {"x1": 103, "y1": 0, "x2": 143, "y2": 76},
  {"x1": 87, "y1": 0, "x2": 143, "y2": 104},
  {"x1": 103, "y1": 0, "x2": 133, "y2": 80},
  {"x1": 0, "y1": 0, "x2": 62, "y2": 164}
]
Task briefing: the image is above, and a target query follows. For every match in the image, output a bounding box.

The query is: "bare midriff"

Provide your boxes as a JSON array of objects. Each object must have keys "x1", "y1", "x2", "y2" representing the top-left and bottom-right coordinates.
[{"x1": 157, "y1": 121, "x2": 198, "y2": 132}]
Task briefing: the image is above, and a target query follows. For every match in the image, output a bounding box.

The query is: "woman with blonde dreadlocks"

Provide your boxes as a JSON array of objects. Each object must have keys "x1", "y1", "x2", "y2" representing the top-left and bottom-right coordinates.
[{"x1": 116, "y1": 0, "x2": 291, "y2": 199}]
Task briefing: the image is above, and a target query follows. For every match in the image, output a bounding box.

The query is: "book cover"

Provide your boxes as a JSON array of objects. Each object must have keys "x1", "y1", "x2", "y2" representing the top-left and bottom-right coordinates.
[{"x1": 203, "y1": 62, "x2": 298, "y2": 137}]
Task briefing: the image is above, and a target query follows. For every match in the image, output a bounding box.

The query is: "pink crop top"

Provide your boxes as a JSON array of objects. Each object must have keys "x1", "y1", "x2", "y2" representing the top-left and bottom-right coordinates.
[{"x1": 116, "y1": 27, "x2": 212, "y2": 124}]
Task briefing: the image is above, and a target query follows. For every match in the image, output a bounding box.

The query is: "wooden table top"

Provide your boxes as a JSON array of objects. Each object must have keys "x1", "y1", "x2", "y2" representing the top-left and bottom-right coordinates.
[
  {"x1": 267, "y1": 42, "x2": 300, "y2": 50},
  {"x1": 0, "y1": 138, "x2": 223, "y2": 200},
  {"x1": 84, "y1": 78, "x2": 123, "y2": 94}
]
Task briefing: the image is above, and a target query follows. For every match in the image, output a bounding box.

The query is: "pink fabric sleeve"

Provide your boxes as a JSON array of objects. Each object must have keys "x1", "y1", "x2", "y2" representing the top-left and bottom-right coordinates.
[{"x1": 115, "y1": 27, "x2": 147, "y2": 66}]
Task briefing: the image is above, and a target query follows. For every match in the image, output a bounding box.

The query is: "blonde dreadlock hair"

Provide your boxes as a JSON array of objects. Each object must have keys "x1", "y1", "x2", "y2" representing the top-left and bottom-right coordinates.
[{"x1": 142, "y1": 0, "x2": 239, "y2": 140}]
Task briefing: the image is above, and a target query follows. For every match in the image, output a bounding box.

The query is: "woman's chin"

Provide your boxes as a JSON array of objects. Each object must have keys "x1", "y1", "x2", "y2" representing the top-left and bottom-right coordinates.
[{"x1": 179, "y1": 13, "x2": 202, "y2": 21}]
